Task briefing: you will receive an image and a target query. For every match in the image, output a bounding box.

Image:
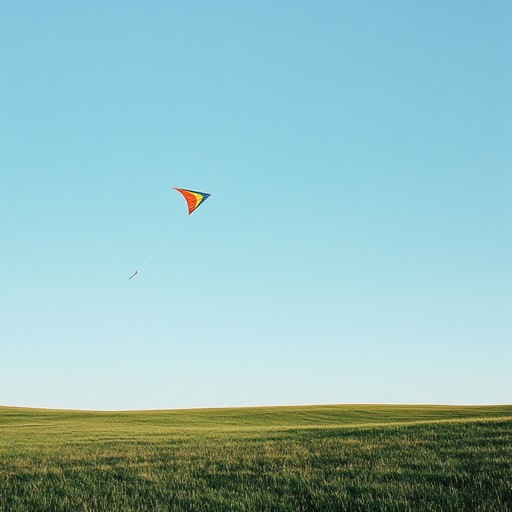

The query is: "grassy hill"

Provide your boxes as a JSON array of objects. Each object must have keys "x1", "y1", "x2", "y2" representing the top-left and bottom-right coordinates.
[{"x1": 1, "y1": 404, "x2": 511, "y2": 511}]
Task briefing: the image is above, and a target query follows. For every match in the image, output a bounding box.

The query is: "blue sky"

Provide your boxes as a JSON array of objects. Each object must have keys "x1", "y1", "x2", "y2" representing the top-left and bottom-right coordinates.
[{"x1": 1, "y1": 1, "x2": 511, "y2": 410}]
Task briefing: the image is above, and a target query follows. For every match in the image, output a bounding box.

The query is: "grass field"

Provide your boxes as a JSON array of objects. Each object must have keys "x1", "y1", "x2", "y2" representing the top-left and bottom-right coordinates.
[{"x1": 1, "y1": 404, "x2": 511, "y2": 511}]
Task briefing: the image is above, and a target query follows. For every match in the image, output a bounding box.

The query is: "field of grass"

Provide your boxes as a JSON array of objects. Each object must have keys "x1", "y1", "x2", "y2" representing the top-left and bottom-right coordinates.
[{"x1": 1, "y1": 404, "x2": 511, "y2": 511}]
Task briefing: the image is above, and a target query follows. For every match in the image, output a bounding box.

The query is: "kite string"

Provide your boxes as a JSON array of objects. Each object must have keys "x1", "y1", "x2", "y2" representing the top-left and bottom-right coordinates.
[{"x1": 137, "y1": 214, "x2": 187, "y2": 271}]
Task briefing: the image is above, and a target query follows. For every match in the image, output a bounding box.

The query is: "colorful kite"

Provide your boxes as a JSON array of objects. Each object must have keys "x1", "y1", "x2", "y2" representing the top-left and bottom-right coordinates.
[
  {"x1": 129, "y1": 187, "x2": 211, "y2": 279},
  {"x1": 173, "y1": 188, "x2": 211, "y2": 215}
]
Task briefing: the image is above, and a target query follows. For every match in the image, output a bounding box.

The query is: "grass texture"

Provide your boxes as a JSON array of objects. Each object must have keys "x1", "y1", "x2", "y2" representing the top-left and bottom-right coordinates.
[{"x1": 1, "y1": 404, "x2": 511, "y2": 511}]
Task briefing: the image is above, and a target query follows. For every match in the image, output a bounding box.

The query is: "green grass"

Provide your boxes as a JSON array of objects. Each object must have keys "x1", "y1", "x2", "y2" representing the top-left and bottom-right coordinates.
[{"x1": 1, "y1": 405, "x2": 511, "y2": 511}]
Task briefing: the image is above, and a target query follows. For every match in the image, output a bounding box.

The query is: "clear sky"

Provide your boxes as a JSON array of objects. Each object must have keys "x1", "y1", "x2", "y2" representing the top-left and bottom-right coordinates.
[{"x1": 1, "y1": 1, "x2": 511, "y2": 410}]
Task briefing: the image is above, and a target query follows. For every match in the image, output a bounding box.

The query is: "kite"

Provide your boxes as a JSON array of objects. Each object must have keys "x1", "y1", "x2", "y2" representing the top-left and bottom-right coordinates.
[
  {"x1": 128, "y1": 187, "x2": 211, "y2": 279},
  {"x1": 173, "y1": 188, "x2": 211, "y2": 215}
]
